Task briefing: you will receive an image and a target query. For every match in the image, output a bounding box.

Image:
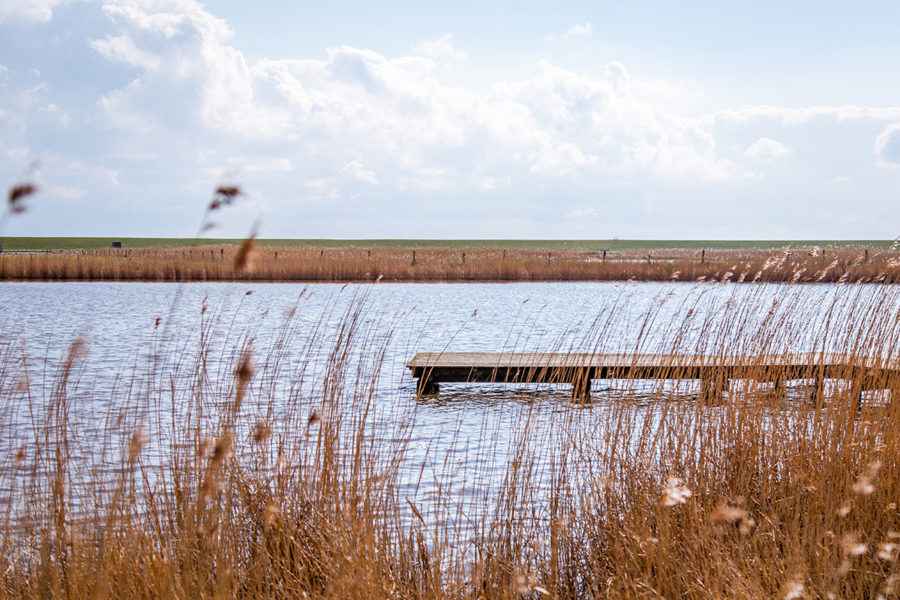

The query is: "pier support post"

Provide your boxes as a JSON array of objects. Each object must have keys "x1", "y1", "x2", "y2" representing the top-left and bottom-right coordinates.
[
  {"x1": 773, "y1": 377, "x2": 785, "y2": 398},
  {"x1": 851, "y1": 379, "x2": 864, "y2": 413},
  {"x1": 811, "y1": 375, "x2": 825, "y2": 408},
  {"x1": 700, "y1": 378, "x2": 726, "y2": 404},
  {"x1": 417, "y1": 377, "x2": 439, "y2": 397},
  {"x1": 571, "y1": 378, "x2": 592, "y2": 401}
]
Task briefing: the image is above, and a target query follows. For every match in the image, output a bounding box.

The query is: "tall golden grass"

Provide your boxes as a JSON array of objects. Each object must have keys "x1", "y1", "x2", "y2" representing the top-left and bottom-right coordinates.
[
  {"x1": 1, "y1": 245, "x2": 899, "y2": 283},
  {"x1": 1, "y1": 283, "x2": 900, "y2": 598}
]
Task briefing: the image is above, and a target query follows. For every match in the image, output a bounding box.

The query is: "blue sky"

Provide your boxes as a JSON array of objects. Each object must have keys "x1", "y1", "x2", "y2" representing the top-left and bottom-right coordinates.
[{"x1": 1, "y1": 0, "x2": 900, "y2": 239}]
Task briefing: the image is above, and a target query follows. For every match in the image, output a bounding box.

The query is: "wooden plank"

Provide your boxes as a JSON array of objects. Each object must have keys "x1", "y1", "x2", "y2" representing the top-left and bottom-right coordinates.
[{"x1": 406, "y1": 352, "x2": 900, "y2": 397}]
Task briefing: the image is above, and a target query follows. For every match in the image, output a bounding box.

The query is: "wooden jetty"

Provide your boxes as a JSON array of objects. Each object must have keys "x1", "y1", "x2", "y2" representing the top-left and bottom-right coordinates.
[{"x1": 406, "y1": 352, "x2": 900, "y2": 400}]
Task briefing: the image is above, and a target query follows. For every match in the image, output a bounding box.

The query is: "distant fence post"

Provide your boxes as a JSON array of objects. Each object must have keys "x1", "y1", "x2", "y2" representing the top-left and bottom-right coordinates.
[
  {"x1": 411, "y1": 250, "x2": 416, "y2": 266},
  {"x1": 701, "y1": 249, "x2": 705, "y2": 264}
]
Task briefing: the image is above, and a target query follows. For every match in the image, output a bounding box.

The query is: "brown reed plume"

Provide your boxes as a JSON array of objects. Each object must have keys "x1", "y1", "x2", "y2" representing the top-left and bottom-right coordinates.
[
  {"x1": 1, "y1": 170, "x2": 38, "y2": 240},
  {"x1": 8, "y1": 183, "x2": 36, "y2": 214}
]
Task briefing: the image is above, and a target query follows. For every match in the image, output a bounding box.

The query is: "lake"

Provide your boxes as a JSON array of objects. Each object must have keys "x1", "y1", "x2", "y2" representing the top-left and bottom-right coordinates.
[{"x1": 1, "y1": 280, "x2": 897, "y2": 525}]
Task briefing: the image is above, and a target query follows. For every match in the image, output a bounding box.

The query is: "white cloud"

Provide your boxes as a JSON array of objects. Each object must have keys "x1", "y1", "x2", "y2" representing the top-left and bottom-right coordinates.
[
  {"x1": 829, "y1": 175, "x2": 851, "y2": 184},
  {"x1": 48, "y1": 184, "x2": 87, "y2": 200},
  {"x1": 743, "y1": 137, "x2": 792, "y2": 162},
  {"x1": 340, "y1": 160, "x2": 378, "y2": 184},
  {"x1": 413, "y1": 34, "x2": 466, "y2": 61},
  {"x1": 86, "y1": 4, "x2": 744, "y2": 188},
  {"x1": 563, "y1": 22, "x2": 593, "y2": 38},
  {"x1": 875, "y1": 123, "x2": 900, "y2": 166},
  {"x1": 99, "y1": 1, "x2": 200, "y2": 39},
  {"x1": 91, "y1": 34, "x2": 162, "y2": 71},
  {"x1": 712, "y1": 104, "x2": 900, "y2": 126},
  {"x1": 529, "y1": 142, "x2": 599, "y2": 177},
  {"x1": 481, "y1": 176, "x2": 511, "y2": 190},
  {"x1": 9, "y1": 0, "x2": 900, "y2": 237},
  {"x1": 566, "y1": 207, "x2": 598, "y2": 218},
  {"x1": 0, "y1": 0, "x2": 69, "y2": 24},
  {"x1": 225, "y1": 157, "x2": 294, "y2": 173}
]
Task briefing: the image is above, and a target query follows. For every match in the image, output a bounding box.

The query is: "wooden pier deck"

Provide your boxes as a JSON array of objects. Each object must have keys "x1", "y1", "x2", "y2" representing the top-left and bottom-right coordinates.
[{"x1": 406, "y1": 352, "x2": 900, "y2": 399}]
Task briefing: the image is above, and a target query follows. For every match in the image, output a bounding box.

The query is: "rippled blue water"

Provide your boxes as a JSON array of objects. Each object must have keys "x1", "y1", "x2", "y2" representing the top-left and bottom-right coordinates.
[{"x1": 1, "y1": 281, "x2": 896, "y2": 523}]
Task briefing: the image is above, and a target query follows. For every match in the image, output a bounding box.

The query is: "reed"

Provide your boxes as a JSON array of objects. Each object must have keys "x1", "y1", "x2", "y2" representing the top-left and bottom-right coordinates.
[
  {"x1": 2, "y1": 245, "x2": 899, "y2": 283},
  {"x1": 0, "y1": 282, "x2": 899, "y2": 598}
]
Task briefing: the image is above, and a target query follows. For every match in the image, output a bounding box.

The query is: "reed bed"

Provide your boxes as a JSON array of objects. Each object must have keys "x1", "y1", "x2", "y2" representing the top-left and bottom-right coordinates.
[
  {"x1": 2, "y1": 245, "x2": 900, "y2": 283},
  {"x1": 2, "y1": 283, "x2": 900, "y2": 599}
]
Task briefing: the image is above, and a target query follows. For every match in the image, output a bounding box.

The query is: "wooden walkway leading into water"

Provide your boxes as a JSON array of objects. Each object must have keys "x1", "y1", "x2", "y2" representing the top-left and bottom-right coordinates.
[{"x1": 406, "y1": 352, "x2": 900, "y2": 400}]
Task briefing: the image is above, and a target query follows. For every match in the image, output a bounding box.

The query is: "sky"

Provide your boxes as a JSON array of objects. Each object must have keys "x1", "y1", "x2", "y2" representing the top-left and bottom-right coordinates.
[{"x1": 1, "y1": 0, "x2": 900, "y2": 239}]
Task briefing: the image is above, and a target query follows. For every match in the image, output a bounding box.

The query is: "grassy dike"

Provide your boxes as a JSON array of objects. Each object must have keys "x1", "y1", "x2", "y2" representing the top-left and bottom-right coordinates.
[{"x1": 0, "y1": 237, "x2": 893, "y2": 251}]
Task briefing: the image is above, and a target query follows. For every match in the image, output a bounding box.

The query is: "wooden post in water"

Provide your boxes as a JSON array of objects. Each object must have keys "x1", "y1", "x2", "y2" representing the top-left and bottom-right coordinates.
[
  {"x1": 851, "y1": 378, "x2": 865, "y2": 412},
  {"x1": 571, "y1": 377, "x2": 591, "y2": 401},
  {"x1": 700, "y1": 375, "x2": 726, "y2": 404},
  {"x1": 417, "y1": 375, "x2": 439, "y2": 396},
  {"x1": 773, "y1": 376, "x2": 785, "y2": 398},
  {"x1": 811, "y1": 374, "x2": 825, "y2": 407}
]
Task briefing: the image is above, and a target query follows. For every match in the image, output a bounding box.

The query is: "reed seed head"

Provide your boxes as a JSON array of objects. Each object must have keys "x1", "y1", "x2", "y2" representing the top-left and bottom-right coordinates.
[
  {"x1": 8, "y1": 183, "x2": 36, "y2": 214},
  {"x1": 252, "y1": 420, "x2": 271, "y2": 444},
  {"x1": 841, "y1": 532, "x2": 868, "y2": 557},
  {"x1": 234, "y1": 228, "x2": 257, "y2": 275},
  {"x1": 877, "y1": 542, "x2": 898, "y2": 561},
  {"x1": 235, "y1": 351, "x2": 254, "y2": 389},
  {"x1": 661, "y1": 477, "x2": 692, "y2": 506},
  {"x1": 263, "y1": 502, "x2": 280, "y2": 531},
  {"x1": 128, "y1": 426, "x2": 148, "y2": 460},
  {"x1": 852, "y1": 460, "x2": 881, "y2": 496},
  {"x1": 779, "y1": 572, "x2": 805, "y2": 600},
  {"x1": 212, "y1": 432, "x2": 233, "y2": 463},
  {"x1": 209, "y1": 185, "x2": 242, "y2": 211}
]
